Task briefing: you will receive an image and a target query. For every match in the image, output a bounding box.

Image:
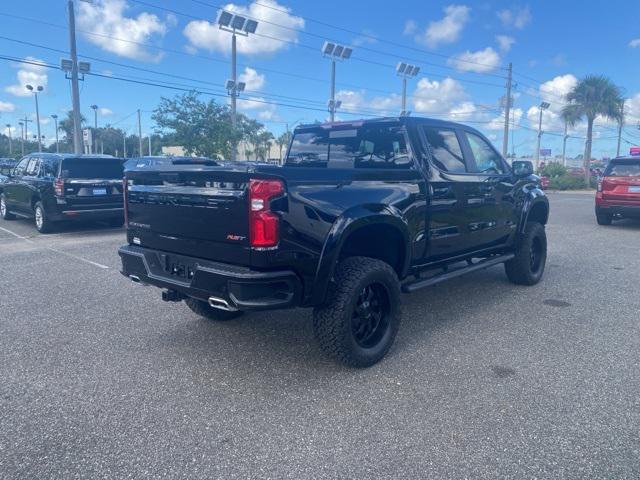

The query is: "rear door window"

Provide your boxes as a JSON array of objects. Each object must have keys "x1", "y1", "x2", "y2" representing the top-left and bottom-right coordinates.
[
  {"x1": 25, "y1": 158, "x2": 40, "y2": 176},
  {"x1": 60, "y1": 158, "x2": 124, "y2": 179},
  {"x1": 13, "y1": 158, "x2": 29, "y2": 176},
  {"x1": 605, "y1": 161, "x2": 640, "y2": 177},
  {"x1": 422, "y1": 127, "x2": 467, "y2": 173}
]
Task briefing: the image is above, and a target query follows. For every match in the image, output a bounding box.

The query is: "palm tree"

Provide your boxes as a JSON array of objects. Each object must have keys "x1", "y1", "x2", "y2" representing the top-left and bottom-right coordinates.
[
  {"x1": 561, "y1": 75, "x2": 624, "y2": 185},
  {"x1": 276, "y1": 132, "x2": 291, "y2": 162}
]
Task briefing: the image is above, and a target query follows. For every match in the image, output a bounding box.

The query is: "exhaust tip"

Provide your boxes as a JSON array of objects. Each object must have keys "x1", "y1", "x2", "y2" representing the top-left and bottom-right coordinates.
[
  {"x1": 129, "y1": 275, "x2": 141, "y2": 283},
  {"x1": 208, "y1": 296, "x2": 238, "y2": 312}
]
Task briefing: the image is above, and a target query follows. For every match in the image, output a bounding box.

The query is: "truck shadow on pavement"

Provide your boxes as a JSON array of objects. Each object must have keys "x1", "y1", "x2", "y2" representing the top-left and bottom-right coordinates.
[{"x1": 151, "y1": 265, "x2": 543, "y2": 377}]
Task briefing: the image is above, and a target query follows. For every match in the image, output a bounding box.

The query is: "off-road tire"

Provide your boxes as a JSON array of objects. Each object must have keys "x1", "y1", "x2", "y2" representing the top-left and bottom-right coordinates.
[
  {"x1": 34, "y1": 201, "x2": 55, "y2": 234},
  {"x1": 0, "y1": 194, "x2": 16, "y2": 220},
  {"x1": 313, "y1": 256, "x2": 401, "y2": 368},
  {"x1": 505, "y1": 221, "x2": 547, "y2": 286},
  {"x1": 185, "y1": 297, "x2": 243, "y2": 321},
  {"x1": 596, "y1": 213, "x2": 613, "y2": 226}
]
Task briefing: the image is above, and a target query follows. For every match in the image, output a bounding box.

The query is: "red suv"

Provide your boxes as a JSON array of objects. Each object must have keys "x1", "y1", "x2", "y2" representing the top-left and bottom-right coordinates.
[{"x1": 595, "y1": 157, "x2": 640, "y2": 225}]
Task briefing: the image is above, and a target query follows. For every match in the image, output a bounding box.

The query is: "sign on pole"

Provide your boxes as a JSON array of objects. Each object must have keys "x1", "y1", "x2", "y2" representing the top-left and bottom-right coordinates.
[
  {"x1": 540, "y1": 148, "x2": 552, "y2": 157},
  {"x1": 83, "y1": 128, "x2": 93, "y2": 153}
]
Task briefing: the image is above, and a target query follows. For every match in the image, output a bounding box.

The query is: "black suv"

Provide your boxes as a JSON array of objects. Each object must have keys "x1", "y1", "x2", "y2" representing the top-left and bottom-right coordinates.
[
  {"x1": 119, "y1": 117, "x2": 549, "y2": 367},
  {"x1": 1, "y1": 153, "x2": 125, "y2": 233}
]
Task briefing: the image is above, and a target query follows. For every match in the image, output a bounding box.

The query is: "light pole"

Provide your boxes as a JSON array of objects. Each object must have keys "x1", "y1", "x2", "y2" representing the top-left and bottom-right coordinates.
[
  {"x1": 26, "y1": 84, "x2": 44, "y2": 152},
  {"x1": 51, "y1": 115, "x2": 59, "y2": 153},
  {"x1": 90, "y1": 104, "x2": 98, "y2": 154},
  {"x1": 5, "y1": 124, "x2": 12, "y2": 155},
  {"x1": 322, "y1": 42, "x2": 353, "y2": 122},
  {"x1": 396, "y1": 62, "x2": 419, "y2": 116},
  {"x1": 218, "y1": 11, "x2": 258, "y2": 161},
  {"x1": 535, "y1": 101, "x2": 550, "y2": 170}
]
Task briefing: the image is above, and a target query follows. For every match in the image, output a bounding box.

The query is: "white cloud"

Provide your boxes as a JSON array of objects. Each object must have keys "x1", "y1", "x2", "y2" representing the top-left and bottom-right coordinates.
[
  {"x1": 334, "y1": 90, "x2": 400, "y2": 115},
  {"x1": 538, "y1": 74, "x2": 577, "y2": 113},
  {"x1": 415, "y1": 5, "x2": 470, "y2": 48},
  {"x1": 624, "y1": 92, "x2": 640, "y2": 125},
  {"x1": 496, "y1": 35, "x2": 515, "y2": 52},
  {"x1": 497, "y1": 6, "x2": 532, "y2": 29},
  {"x1": 184, "y1": 0, "x2": 304, "y2": 55},
  {"x1": 629, "y1": 39, "x2": 640, "y2": 48},
  {"x1": 99, "y1": 108, "x2": 114, "y2": 116},
  {"x1": 412, "y1": 77, "x2": 469, "y2": 115},
  {"x1": 448, "y1": 47, "x2": 501, "y2": 73},
  {"x1": 236, "y1": 67, "x2": 276, "y2": 120},
  {"x1": 0, "y1": 101, "x2": 15, "y2": 112},
  {"x1": 239, "y1": 67, "x2": 265, "y2": 91},
  {"x1": 5, "y1": 57, "x2": 48, "y2": 97},
  {"x1": 77, "y1": 0, "x2": 172, "y2": 62},
  {"x1": 403, "y1": 20, "x2": 417, "y2": 36}
]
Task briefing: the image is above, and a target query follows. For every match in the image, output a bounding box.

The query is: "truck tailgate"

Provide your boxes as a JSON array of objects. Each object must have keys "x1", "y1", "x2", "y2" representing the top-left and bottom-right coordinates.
[{"x1": 126, "y1": 166, "x2": 252, "y2": 265}]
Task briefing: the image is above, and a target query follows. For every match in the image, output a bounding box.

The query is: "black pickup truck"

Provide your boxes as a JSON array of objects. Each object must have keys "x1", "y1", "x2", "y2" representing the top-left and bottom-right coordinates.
[{"x1": 119, "y1": 117, "x2": 549, "y2": 367}]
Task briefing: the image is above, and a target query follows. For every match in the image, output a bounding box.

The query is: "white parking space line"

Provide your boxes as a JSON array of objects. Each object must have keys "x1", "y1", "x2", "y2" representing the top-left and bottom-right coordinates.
[{"x1": 0, "y1": 225, "x2": 110, "y2": 270}]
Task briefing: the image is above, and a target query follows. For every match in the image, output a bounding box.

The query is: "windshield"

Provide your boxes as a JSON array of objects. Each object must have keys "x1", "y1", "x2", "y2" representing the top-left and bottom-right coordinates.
[
  {"x1": 60, "y1": 158, "x2": 124, "y2": 179},
  {"x1": 286, "y1": 124, "x2": 411, "y2": 169}
]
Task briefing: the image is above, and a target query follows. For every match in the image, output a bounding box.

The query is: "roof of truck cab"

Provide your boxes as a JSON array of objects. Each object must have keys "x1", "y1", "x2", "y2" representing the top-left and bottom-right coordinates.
[
  {"x1": 24, "y1": 153, "x2": 121, "y2": 160},
  {"x1": 296, "y1": 116, "x2": 473, "y2": 131}
]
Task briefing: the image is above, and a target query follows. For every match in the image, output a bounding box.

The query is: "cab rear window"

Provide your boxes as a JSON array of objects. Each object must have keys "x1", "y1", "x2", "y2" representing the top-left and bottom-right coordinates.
[
  {"x1": 604, "y1": 161, "x2": 640, "y2": 177},
  {"x1": 286, "y1": 125, "x2": 411, "y2": 169},
  {"x1": 60, "y1": 158, "x2": 124, "y2": 179}
]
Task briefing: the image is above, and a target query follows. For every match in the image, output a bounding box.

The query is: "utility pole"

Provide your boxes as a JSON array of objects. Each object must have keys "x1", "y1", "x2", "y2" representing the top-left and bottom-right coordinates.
[
  {"x1": 5, "y1": 124, "x2": 12, "y2": 155},
  {"x1": 18, "y1": 122, "x2": 24, "y2": 156},
  {"x1": 51, "y1": 115, "x2": 59, "y2": 153},
  {"x1": 502, "y1": 62, "x2": 513, "y2": 158},
  {"x1": 91, "y1": 104, "x2": 98, "y2": 154},
  {"x1": 616, "y1": 100, "x2": 625, "y2": 157},
  {"x1": 148, "y1": 135, "x2": 152, "y2": 156},
  {"x1": 22, "y1": 116, "x2": 32, "y2": 154},
  {"x1": 535, "y1": 102, "x2": 550, "y2": 169},
  {"x1": 137, "y1": 109, "x2": 143, "y2": 157},
  {"x1": 122, "y1": 131, "x2": 127, "y2": 158},
  {"x1": 562, "y1": 120, "x2": 569, "y2": 166},
  {"x1": 26, "y1": 85, "x2": 43, "y2": 152},
  {"x1": 67, "y1": 0, "x2": 83, "y2": 155}
]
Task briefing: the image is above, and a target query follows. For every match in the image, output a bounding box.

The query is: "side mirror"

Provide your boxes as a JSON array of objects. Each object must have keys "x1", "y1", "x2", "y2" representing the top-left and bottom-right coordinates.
[{"x1": 512, "y1": 160, "x2": 534, "y2": 177}]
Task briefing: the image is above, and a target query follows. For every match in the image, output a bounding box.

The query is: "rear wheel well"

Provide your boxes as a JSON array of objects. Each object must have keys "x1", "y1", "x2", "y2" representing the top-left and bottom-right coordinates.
[
  {"x1": 527, "y1": 201, "x2": 549, "y2": 225},
  {"x1": 339, "y1": 224, "x2": 405, "y2": 277}
]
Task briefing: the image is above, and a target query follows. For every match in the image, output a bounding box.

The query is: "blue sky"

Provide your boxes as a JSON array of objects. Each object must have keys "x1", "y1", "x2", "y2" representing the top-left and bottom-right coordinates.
[{"x1": 1, "y1": 0, "x2": 639, "y2": 159}]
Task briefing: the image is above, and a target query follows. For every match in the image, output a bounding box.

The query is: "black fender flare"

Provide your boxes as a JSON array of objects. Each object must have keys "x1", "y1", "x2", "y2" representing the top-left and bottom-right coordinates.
[
  {"x1": 518, "y1": 185, "x2": 549, "y2": 234},
  {"x1": 310, "y1": 204, "x2": 411, "y2": 305}
]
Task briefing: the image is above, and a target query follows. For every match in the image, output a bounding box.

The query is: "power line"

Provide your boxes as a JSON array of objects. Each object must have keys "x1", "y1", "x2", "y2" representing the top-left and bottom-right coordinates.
[{"x1": 182, "y1": 0, "x2": 509, "y2": 73}]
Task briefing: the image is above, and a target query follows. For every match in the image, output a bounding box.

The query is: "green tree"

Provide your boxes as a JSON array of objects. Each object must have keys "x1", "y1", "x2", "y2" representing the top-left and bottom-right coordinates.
[
  {"x1": 562, "y1": 75, "x2": 624, "y2": 184},
  {"x1": 152, "y1": 91, "x2": 262, "y2": 159},
  {"x1": 57, "y1": 110, "x2": 87, "y2": 153}
]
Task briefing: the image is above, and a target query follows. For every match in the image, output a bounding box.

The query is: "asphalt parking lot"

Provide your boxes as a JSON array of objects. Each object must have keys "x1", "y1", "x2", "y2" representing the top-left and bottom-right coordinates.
[{"x1": 1, "y1": 192, "x2": 639, "y2": 479}]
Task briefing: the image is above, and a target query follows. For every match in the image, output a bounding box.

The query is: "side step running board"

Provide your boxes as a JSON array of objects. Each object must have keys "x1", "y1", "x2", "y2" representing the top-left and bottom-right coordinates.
[{"x1": 402, "y1": 253, "x2": 515, "y2": 293}]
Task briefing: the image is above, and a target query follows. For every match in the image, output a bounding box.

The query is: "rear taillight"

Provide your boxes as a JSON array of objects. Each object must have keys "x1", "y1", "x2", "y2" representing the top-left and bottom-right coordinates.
[
  {"x1": 249, "y1": 179, "x2": 284, "y2": 248},
  {"x1": 54, "y1": 178, "x2": 64, "y2": 197},
  {"x1": 597, "y1": 179, "x2": 603, "y2": 192},
  {"x1": 123, "y1": 176, "x2": 129, "y2": 226}
]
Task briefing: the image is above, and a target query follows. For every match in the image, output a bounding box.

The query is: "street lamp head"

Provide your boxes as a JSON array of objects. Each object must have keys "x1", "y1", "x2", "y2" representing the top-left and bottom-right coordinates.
[
  {"x1": 51, "y1": 114, "x2": 58, "y2": 120},
  {"x1": 218, "y1": 10, "x2": 233, "y2": 27},
  {"x1": 37, "y1": 86, "x2": 43, "y2": 92},
  {"x1": 26, "y1": 84, "x2": 33, "y2": 91},
  {"x1": 231, "y1": 14, "x2": 246, "y2": 30},
  {"x1": 91, "y1": 104, "x2": 98, "y2": 110},
  {"x1": 321, "y1": 41, "x2": 353, "y2": 60},
  {"x1": 540, "y1": 101, "x2": 551, "y2": 110}
]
